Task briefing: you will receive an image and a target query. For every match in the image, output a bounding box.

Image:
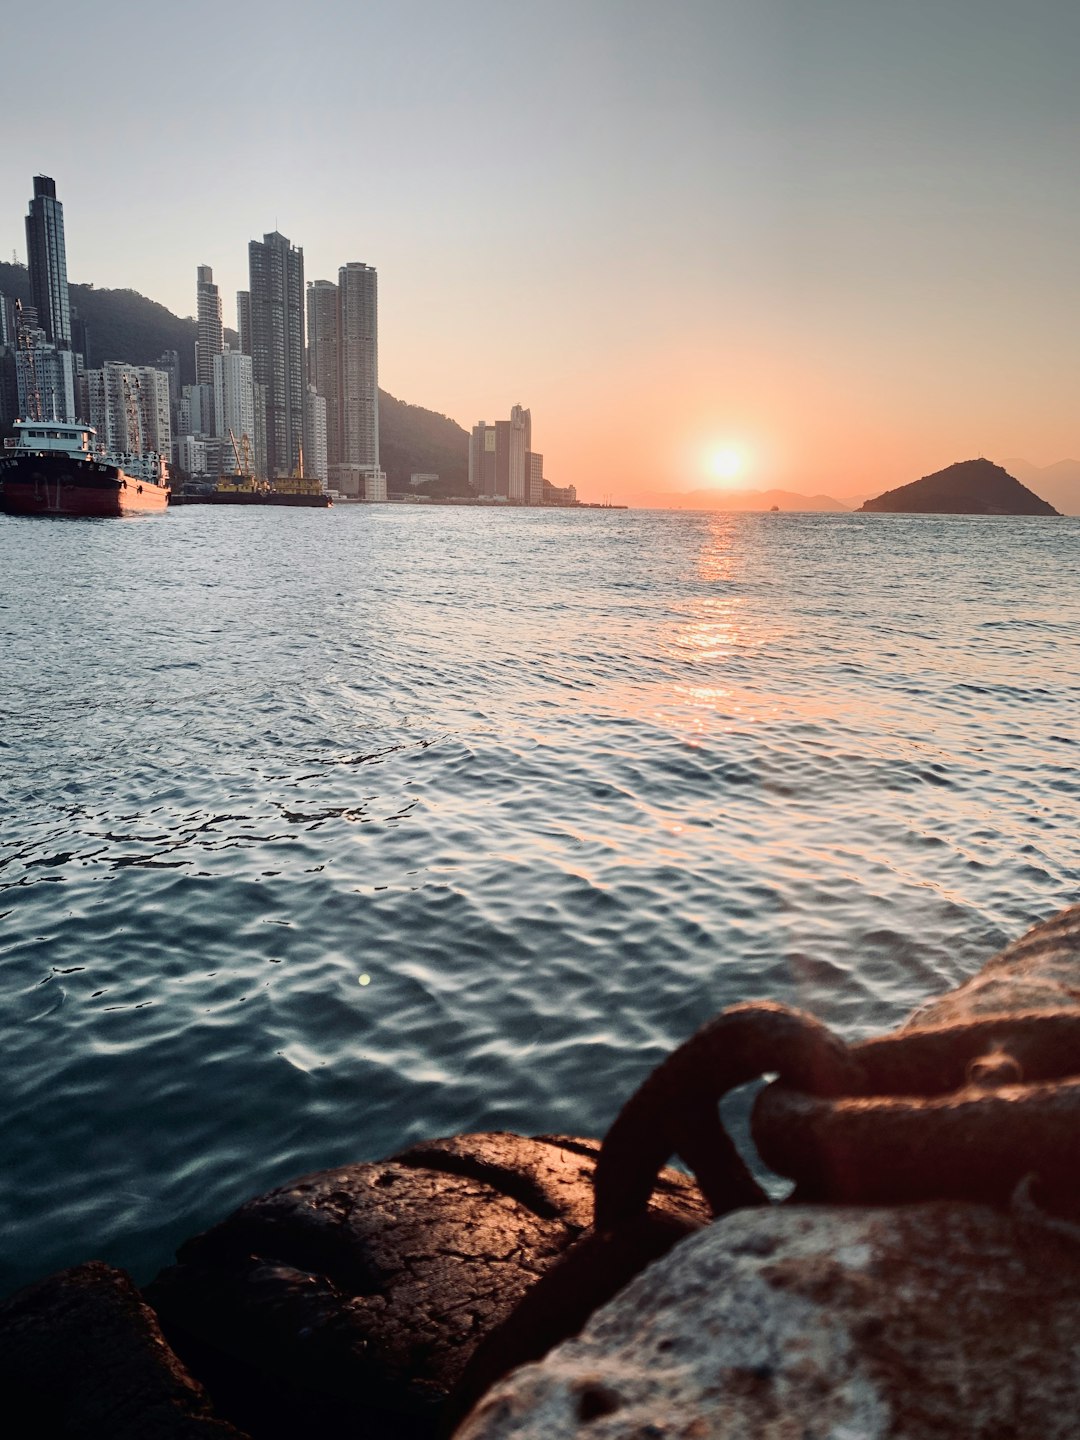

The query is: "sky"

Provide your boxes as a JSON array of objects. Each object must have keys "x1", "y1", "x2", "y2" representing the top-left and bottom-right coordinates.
[{"x1": 4, "y1": 0, "x2": 1080, "y2": 504}]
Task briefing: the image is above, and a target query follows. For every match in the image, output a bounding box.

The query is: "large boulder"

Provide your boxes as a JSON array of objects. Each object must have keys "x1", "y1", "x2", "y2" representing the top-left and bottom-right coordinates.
[
  {"x1": 905, "y1": 902, "x2": 1080, "y2": 1026},
  {"x1": 455, "y1": 1200, "x2": 1080, "y2": 1439},
  {"x1": 0, "y1": 1261, "x2": 245, "y2": 1437},
  {"x1": 147, "y1": 1132, "x2": 709, "y2": 1438}
]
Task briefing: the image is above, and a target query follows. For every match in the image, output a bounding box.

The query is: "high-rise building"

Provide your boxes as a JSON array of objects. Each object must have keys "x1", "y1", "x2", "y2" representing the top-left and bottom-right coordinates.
[
  {"x1": 338, "y1": 262, "x2": 378, "y2": 470},
  {"x1": 527, "y1": 451, "x2": 544, "y2": 506},
  {"x1": 213, "y1": 349, "x2": 256, "y2": 463},
  {"x1": 252, "y1": 380, "x2": 268, "y2": 480},
  {"x1": 177, "y1": 383, "x2": 213, "y2": 437},
  {"x1": 15, "y1": 327, "x2": 76, "y2": 423},
  {"x1": 507, "y1": 404, "x2": 530, "y2": 502},
  {"x1": 306, "y1": 279, "x2": 341, "y2": 469},
  {"x1": 248, "y1": 231, "x2": 304, "y2": 478},
  {"x1": 236, "y1": 291, "x2": 251, "y2": 356},
  {"x1": 469, "y1": 421, "x2": 496, "y2": 495},
  {"x1": 25, "y1": 176, "x2": 71, "y2": 350},
  {"x1": 0, "y1": 347, "x2": 18, "y2": 427},
  {"x1": 70, "y1": 309, "x2": 89, "y2": 367},
  {"x1": 0, "y1": 293, "x2": 16, "y2": 346},
  {"x1": 86, "y1": 362, "x2": 172, "y2": 456},
  {"x1": 196, "y1": 265, "x2": 223, "y2": 392},
  {"x1": 303, "y1": 384, "x2": 328, "y2": 488},
  {"x1": 469, "y1": 405, "x2": 539, "y2": 502},
  {"x1": 157, "y1": 350, "x2": 181, "y2": 433}
]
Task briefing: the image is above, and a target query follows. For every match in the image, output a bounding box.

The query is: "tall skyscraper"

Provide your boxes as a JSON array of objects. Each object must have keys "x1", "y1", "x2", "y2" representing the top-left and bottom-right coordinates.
[
  {"x1": 338, "y1": 262, "x2": 378, "y2": 470},
  {"x1": 304, "y1": 385, "x2": 328, "y2": 488},
  {"x1": 236, "y1": 291, "x2": 251, "y2": 356},
  {"x1": 213, "y1": 349, "x2": 256, "y2": 459},
  {"x1": 469, "y1": 421, "x2": 497, "y2": 495},
  {"x1": 196, "y1": 265, "x2": 223, "y2": 388},
  {"x1": 0, "y1": 292, "x2": 16, "y2": 346},
  {"x1": 306, "y1": 279, "x2": 341, "y2": 469},
  {"x1": 469, "y1": 406, "x2": 538, "y2": 502},
  {"x1": 248, "y1": 231, "x2": 304, "y2": 477},
  {"x1": 25, "y1": 176, "x2": 71, "y2": 350}
]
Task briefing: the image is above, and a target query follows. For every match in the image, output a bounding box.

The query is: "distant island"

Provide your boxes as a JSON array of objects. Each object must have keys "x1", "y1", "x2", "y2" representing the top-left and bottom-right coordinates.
[{"x1": 860, "y1": 459, "x2": 1060, "y2": 516}]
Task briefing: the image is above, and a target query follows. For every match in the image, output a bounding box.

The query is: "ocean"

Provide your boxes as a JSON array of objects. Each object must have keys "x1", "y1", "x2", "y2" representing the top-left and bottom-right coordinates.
[{"x1": 1, "y1": 504, "x2": 1077, "y2": 1296}]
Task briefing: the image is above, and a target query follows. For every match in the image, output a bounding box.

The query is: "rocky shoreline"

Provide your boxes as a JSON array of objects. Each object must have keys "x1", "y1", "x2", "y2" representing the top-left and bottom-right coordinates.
[{"x1": 4, "y1": 904, "x2": 1080, "y2": 1437}]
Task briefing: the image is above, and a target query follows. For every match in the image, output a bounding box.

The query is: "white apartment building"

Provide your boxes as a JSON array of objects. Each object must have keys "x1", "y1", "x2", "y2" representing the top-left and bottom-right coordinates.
[
  {"x1": 86, "y1": 362, "x2": 171, "y2": 456},
  {"x1": 177, "y1": 382, "x2": 212, "y2": 437},
  {"x1": 213, "y1": 350, "x2": 256, "y2": 459},
  {"x1": 303, "y1": 384, "x2": 328, "y2": 489},
  {"x1": 15, "y1": 329, "x2": 75, "y2": 423}
]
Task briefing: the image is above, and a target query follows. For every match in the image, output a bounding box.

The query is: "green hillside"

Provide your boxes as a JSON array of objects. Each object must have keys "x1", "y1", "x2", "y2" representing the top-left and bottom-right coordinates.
[{"x1": 379, "y1": 391, "x2": 469, "y2": 493}]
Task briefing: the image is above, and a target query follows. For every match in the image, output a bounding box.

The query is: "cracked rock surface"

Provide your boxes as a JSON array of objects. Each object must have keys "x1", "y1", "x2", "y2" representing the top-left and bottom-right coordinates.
[
  {"x1": 147, "y1": 1131, "x2": 709, "y2": 1438},
  {"x1": 455, "y1": 1200, "x2": 1080, "y2": 1439},
  {"x1": 0, "y1": 1261, "x2": 245, "y2": 1437}
]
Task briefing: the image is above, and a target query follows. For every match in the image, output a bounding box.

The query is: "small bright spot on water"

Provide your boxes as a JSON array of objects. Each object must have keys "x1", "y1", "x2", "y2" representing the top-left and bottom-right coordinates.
[{"x1": 358, "y1": 974, "x2": 371, "y2": 986}]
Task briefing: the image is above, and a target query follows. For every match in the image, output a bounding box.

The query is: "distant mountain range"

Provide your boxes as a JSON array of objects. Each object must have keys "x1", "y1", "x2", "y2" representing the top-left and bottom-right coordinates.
[
  {"x1": 0, "y1": 261, "x2": 469, "y2": 492},
  {"x1": 1001, "y1": 458, "x2": 1080, "y2": 516},
  {"x1": 635, "y1": 486, "x2": 850, "y2": 512}
]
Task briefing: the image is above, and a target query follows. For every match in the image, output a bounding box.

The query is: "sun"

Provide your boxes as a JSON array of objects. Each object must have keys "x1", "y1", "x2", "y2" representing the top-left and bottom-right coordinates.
[{"x1": 709, "y1": 447, "x2": 743, "y2": 483}]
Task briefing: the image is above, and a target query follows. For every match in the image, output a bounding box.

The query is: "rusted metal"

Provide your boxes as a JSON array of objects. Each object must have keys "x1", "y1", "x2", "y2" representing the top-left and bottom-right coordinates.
[
  {"x1": 752, "y1": 1007, "x2": 1080, "y2": 1206},
  {"x1": 592, "y1": 1001, "x2": 860, "y2": 1229}
]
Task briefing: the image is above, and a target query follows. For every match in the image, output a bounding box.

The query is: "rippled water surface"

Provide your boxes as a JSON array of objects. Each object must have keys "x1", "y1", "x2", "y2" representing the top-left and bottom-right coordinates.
[{"x1": 1, "y1": 505, "x2": 1077, "y2": 1294}]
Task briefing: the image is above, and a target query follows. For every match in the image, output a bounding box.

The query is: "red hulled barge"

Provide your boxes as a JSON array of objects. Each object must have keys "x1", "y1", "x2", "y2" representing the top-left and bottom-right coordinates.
[{"x1": 0, "y1": 420, "x2": 170, "y2": 518}]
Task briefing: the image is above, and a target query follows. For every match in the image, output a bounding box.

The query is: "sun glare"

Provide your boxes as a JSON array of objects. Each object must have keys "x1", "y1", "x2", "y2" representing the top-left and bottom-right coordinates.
[{"x1": 709, "y1": 447, "x2": 744, "y2": 484}]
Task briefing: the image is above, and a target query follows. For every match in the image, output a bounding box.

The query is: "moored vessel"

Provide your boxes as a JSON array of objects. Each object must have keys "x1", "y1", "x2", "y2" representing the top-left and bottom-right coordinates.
[{"x1": 0, "y1": 419, "x2": 170, "y2": 517}]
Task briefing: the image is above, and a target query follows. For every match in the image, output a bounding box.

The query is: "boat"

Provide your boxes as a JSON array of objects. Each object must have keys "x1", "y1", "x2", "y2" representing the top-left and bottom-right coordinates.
[{"x1": 0, "y1": 419, "x2": 170, "y2": 518}]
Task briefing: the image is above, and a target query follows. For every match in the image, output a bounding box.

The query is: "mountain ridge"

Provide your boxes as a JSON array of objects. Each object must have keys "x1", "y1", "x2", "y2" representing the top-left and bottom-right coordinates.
[
  {"x1": 860, "y1": 458, "x2": 1059, "y2": 515},
  {"x1": 635, "y1": 487, "x2": 850, "y2": 512}
]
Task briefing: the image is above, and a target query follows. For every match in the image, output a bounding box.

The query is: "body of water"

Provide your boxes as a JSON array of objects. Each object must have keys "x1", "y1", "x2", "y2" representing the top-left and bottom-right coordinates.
[{"x1": 1, "y1": 504, "x2": 1077, "y2": 1296}]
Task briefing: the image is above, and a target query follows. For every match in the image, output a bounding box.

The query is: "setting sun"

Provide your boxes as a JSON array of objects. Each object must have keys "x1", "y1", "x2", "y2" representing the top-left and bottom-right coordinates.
[{"x1": 709, "y1": 447, "x2": 744, "y2": 484}]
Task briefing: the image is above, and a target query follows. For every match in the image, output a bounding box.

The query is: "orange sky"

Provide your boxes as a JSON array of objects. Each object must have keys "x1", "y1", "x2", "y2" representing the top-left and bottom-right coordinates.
[{"x1": 5, "y1": 2, "x2": 1080, "y2": 504}]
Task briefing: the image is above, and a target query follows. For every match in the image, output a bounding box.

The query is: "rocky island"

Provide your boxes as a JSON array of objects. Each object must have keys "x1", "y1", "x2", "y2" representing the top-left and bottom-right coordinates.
[{"x1": 860, "y1": 457, "x2": 1060, "y2": 515}]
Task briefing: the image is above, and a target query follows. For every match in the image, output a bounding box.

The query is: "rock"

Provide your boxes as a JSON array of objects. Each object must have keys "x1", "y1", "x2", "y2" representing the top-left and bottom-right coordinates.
[
  {"x1": 906, "y1": 901, "x2": 1080, "y2": 1026},
  {"x1": 455, "y1": 1201, "x2": 1080, "y2": 1439},
  {"x1": 0, "y1": 1261, "x2": 245, "y2": 1437},
  {"x1": 859, "y1": 457, "x2": 1060, "y2": 514},
  {"x1": 147, "y1": 1132, "x2": 709, "y2": 1439}
]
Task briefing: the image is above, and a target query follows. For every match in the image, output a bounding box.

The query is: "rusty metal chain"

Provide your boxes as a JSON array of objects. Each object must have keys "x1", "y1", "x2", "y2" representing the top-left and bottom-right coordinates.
[
  {"x1": 592, "y1": 1002, "x2": 1080, "y2": 1228},
  {"x1": 754, "y1": 1009, "x2": 1080, "y2": 1207}
]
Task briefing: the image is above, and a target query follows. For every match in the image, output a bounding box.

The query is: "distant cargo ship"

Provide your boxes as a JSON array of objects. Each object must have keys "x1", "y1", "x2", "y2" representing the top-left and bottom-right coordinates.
[
  {"x1": 0, "y1": 419, "x2": 170, "y2": 517},
  {"x1": 170, "y1": 475, "x2": 331, "y2": 508}
]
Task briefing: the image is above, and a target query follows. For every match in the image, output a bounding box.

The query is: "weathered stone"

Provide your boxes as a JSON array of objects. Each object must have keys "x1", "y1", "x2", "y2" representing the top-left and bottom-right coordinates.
[
  {"x1": 455, "y1": 1200, "x2": 1080, "y2": 1439},
  {"x1": 906, "y1": 901, "x2": 1080, "y2": 1026},
  {"x1": 0, "y1": 1261, "x2": 245, "y2": 1437},
  {"x1": 147, "y1": 1132, "x2": 708, "y2": 1438}
]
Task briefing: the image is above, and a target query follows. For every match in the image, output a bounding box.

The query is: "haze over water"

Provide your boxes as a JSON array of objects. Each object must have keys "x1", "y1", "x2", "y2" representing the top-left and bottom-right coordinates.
[{"x1": 1, "y1": 506, "x2": 1077, "y2": 1295}]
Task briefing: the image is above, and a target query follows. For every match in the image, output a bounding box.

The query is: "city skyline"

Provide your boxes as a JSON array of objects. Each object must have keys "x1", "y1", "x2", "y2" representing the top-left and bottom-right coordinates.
[{"x1": 4, "y1": 2, "x2": 1080, "y2": 504}]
